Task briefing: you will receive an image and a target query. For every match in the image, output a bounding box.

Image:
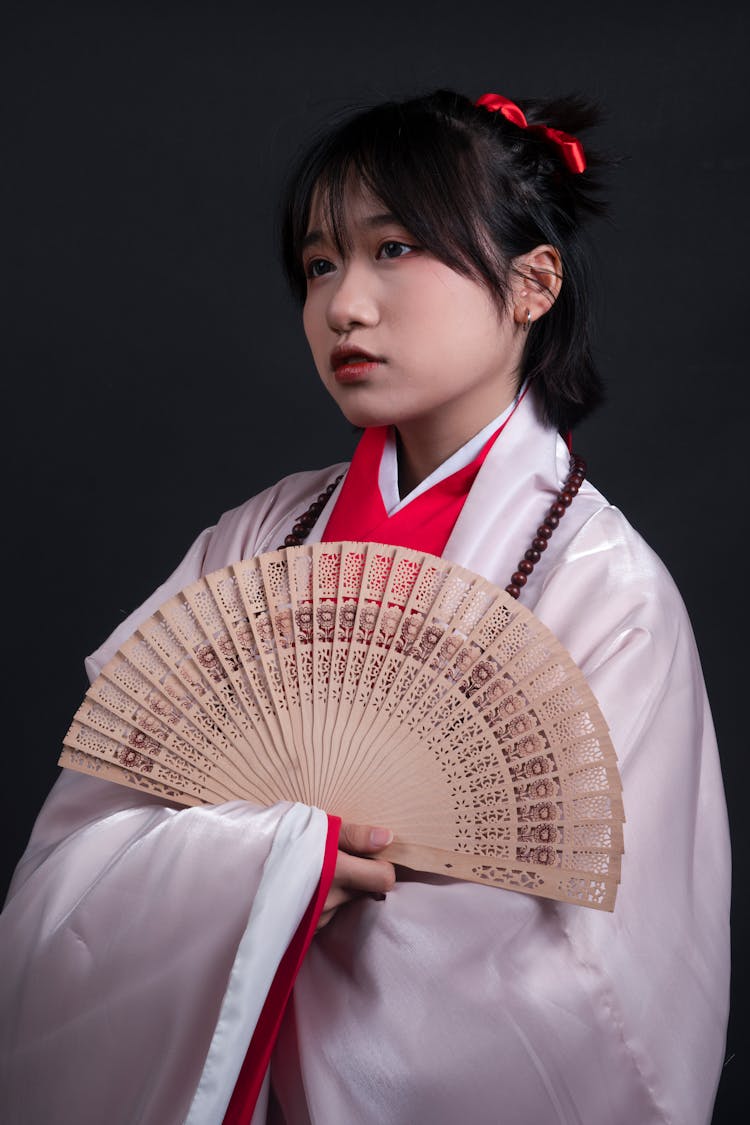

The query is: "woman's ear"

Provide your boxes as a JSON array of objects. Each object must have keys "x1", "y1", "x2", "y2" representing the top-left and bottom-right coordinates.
[{"x1": 511, "y1": 245, "x2": 563, "y2": 328}]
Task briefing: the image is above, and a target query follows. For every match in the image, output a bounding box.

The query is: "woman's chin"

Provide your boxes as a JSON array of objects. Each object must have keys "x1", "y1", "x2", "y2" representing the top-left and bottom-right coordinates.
[{"x1": 335, "y1": 402, "x2": 397, "y2": 430}]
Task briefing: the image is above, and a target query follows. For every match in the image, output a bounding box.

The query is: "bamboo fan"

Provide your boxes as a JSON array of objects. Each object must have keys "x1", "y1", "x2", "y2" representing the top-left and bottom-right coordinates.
[{"x1": 60, "y1": 542, "x2": 624, "y2": 910}]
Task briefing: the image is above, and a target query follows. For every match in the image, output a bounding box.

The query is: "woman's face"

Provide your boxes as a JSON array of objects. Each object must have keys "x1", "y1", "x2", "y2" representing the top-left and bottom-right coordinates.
[{"x1": 301, "y1": 182, "x2": 525, "y2": 438}]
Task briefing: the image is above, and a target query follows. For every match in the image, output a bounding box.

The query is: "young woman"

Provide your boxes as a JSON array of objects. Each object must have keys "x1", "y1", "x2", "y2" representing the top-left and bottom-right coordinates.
[{"x1": 0, "y1": 90, "x2": 730, "y2": 1125}]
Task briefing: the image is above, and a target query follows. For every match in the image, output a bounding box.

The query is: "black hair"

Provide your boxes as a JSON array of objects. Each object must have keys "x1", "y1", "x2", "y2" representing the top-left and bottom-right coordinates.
[{"x1": 281, "y1": 89, "x2": 610, "y2": 430}]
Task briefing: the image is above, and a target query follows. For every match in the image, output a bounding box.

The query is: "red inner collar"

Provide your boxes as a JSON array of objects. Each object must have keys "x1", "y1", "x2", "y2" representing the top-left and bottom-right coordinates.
[{"x1": 322, "y1": 394, "x2": 525, "y2": 555}]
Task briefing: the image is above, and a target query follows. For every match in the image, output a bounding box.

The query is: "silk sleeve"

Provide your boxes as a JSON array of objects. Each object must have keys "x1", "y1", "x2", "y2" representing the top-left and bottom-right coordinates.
[{"x1": 0, "y1": 479, "x2": 336, "y2": 1125}]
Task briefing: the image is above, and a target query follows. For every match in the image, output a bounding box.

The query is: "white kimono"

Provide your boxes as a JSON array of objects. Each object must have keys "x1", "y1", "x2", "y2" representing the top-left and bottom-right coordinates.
[{"x1": 0, "y1": 392, "x2": 730, "y2": 1124}]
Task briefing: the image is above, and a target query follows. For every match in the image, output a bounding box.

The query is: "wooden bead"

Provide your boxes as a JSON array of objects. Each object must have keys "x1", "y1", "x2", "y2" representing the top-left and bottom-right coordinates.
[
  {"x1": 278, "y1": 474, "x2": 344, "y2": 551},
  {"x1": 497, "y1": 450, "x2": 586, "y2": 597}
]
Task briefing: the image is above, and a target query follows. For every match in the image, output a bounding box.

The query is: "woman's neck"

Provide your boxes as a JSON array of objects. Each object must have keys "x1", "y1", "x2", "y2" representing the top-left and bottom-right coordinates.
[{"x1": 395, "y1": 390, "x2": 518, "y2": 497}]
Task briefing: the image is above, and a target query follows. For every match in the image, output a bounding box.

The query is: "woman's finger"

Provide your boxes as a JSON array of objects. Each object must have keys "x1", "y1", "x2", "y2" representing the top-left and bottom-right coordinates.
[
  {"x1": 338, "y1": 821, "x2": 393, "y2": 855},
  {"x1": 315, "y1": 826, "x2": 397, "y2": 932},
  {"x1": 336, "y1": 851, "x2": 396, "y2": 895},
  {"x1": 316, "y1": 907, "x2": 337, "y2": 931}
]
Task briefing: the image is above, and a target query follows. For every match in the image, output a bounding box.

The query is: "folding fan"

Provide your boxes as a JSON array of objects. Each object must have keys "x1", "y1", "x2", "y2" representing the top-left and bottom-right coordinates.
[{"x1": 59, "y1": 542, "x2": 624, "y2": 910}]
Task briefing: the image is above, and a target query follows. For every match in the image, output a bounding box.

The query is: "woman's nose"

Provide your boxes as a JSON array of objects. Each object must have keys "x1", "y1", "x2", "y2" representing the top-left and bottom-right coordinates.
[{"x1": 326, "y1": 263, "x2": 379, "y2": 332}]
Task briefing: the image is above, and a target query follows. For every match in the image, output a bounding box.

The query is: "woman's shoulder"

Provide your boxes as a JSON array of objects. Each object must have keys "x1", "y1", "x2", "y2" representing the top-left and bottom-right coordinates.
[
  {"x1": 203, "y1": 462, "x2": 348, "y2": 568},
  {"x1": 534, "y1": 478, "x2": 695, "y2": 673},
  {"x1": 556, "y1": 481, "x2": 682, "y2": 603},
  {"x1": 85, "y1": 461, "x2": 348, "y2": 678}
]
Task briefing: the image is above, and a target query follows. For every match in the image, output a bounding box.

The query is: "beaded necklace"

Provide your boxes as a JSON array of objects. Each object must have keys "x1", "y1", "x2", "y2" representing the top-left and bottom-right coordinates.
[{"x1": 277, "y1": 454, "x2": 586, "y2": 601}]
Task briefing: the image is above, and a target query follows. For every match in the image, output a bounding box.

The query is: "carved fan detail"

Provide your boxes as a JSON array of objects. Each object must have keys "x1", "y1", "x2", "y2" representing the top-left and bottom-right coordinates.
[{"x1": 60, "y1": 542, "x2": 624, "y2": 910}]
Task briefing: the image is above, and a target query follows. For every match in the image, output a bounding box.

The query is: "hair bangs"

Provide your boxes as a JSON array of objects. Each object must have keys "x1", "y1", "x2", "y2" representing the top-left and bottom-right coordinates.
[{"x1": 284, "y1": 102, "x2": 500, "y2": 303}]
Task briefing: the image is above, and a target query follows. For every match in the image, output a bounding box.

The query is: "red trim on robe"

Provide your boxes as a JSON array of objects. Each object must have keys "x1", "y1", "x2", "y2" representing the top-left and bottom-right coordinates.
[
  {"x1": 222, "y1": 813, "x2": 342, "y2": 1125},
  {"x1": 322, "y1": 391, "x2": 527, "y2": 555}
]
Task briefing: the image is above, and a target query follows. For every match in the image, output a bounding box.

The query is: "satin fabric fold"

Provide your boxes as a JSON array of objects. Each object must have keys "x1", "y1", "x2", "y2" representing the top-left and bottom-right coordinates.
[
  {"x1": 219, "y1": 814, "x2": 340, "y2": 1125},
  {"x1": 0, "y1": 788, "x2": 329, "y2": 1125},
  {"x1": 186, "y1": 806, "x2": 334, "y2": 1125}
]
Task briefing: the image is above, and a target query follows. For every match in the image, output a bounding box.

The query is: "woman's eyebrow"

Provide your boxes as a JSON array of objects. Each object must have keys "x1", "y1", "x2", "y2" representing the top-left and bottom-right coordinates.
[
  {"x1": 302, "y1": 212, "x2": 402, "y2": 252},
  {"x1": 301, "y1": 228, "x2": 326, "y2": 251},
  {"x1": 361, "y1": 211, "x2": 401, "y2": 229}
]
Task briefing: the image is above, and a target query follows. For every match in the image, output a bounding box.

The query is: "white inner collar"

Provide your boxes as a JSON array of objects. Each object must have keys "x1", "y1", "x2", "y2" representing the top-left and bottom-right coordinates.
[{"x1": 378, "y1": 384, "x2": 526, "y2": 516}]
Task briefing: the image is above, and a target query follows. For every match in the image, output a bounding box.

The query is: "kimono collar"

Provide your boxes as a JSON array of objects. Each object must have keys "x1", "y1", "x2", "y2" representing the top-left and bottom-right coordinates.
[{"x1": 321, "y1": 390, "x2": 527, "y2": 555}]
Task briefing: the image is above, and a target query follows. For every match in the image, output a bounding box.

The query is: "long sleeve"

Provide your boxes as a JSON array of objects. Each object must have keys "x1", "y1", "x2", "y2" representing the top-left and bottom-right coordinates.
[
  {"x1": 0, "y1": 466, "x2": 345, "y2": 1125},
  {"x1": 0, "y1": 776, "x2": 327, "y2": 1125}
]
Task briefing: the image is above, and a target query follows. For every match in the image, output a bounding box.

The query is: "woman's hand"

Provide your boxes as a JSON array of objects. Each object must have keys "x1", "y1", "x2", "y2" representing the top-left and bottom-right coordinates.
[{"x1": 316, "y1": 822, "x2": 396, "y2": 931}]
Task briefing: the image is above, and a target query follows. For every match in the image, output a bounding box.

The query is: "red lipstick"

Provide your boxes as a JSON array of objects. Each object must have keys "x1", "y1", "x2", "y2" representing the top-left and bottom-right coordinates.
[{"x1": 330, "y1": 344, "x2": 384, "y2": 383}]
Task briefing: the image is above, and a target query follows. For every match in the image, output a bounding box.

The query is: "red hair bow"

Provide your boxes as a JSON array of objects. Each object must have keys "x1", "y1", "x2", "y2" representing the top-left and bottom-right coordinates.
[{"x1": 475, "y1": 92, "x2": 587, "y2": 175}]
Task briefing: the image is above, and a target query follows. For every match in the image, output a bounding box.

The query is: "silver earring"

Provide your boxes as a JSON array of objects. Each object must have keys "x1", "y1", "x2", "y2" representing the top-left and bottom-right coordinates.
[{"x1": 524, "y1": 308, "x2": 532, "y2": 332}]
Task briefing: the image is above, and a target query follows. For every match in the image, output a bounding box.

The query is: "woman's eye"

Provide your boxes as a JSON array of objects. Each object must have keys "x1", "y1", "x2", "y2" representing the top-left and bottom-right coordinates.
[
  {"x1": 305, "y1": 258, "x2": 334, "y2": 279},
  {"x1": 377, "y1": 240, "x2": 415, "y2": 260}
]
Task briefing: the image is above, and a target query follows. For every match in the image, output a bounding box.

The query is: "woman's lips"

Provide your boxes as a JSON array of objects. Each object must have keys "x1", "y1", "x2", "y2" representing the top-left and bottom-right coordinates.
[
  {"x1": 330, "y1": 346, "x2": 385, "y2": 384},
  {"x1": 333, "y1": 359, "x2": 383, "y2": 383}
]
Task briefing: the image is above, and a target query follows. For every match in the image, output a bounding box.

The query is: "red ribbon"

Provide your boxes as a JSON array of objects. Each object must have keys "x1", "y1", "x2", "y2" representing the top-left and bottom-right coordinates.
[{"x1": 475, "y1": 92, "x2": 587, "y2": 175}]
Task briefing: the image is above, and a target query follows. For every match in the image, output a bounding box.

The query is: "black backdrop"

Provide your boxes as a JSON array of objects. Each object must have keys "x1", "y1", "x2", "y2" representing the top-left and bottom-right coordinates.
[{"x1": 4, "y1": 2, "x2": 747, "y2": 1120}]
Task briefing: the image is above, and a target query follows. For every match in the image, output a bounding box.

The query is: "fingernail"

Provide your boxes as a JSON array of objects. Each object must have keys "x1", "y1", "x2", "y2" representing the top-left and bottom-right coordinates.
[{"x1": 369, "y1": 827, "x2": 393, "y2": 848}]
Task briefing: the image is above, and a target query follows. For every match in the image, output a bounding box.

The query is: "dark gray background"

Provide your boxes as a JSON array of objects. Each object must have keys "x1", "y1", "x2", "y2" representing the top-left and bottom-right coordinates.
[{"x1": 3, "y1": 2, "x2": 746, "y2": 1120}]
